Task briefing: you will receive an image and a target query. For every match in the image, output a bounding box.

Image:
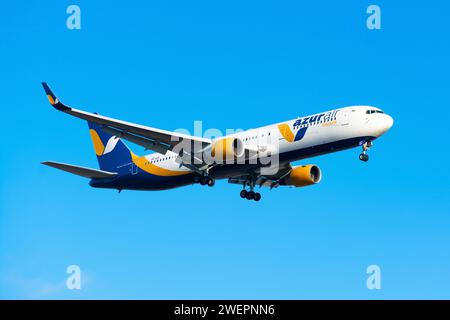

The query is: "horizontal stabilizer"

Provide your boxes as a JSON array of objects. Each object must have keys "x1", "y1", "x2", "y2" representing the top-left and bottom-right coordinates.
[{"x1": 42, "y1": 161, "x2": 118, "y2": 179}]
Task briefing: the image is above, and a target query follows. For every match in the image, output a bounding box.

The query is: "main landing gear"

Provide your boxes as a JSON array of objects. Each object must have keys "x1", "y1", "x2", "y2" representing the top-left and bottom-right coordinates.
[
  {"x1": 239, "y1": 177, "x2": 262, "y2": 201},
  {"x1": 240, "y1": 179, "x2": 262, "y2": 202},
  {"x1": 195, "y1": 175, "x2": 215, "y2": 187},
  {"x1": 359, "y1": 141, "x2": 372, "y2": 162},
  {"x1": 240, "y1": 189, "x2": 261, "y2": 201}
]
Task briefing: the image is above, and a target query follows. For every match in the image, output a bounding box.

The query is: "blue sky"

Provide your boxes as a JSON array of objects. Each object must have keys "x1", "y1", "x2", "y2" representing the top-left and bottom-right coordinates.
[{"x1": 1, "y1": 0, "x2": 449, "y2": 299}]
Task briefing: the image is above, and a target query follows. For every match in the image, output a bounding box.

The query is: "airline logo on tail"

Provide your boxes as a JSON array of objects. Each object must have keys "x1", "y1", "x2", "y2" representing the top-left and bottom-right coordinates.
[
  {"x1": 47, "y1": 94, "x2": 59, "y2": 105},
  {"x1": 89, "y1": 129, "x2": 120, "y2": 156}
]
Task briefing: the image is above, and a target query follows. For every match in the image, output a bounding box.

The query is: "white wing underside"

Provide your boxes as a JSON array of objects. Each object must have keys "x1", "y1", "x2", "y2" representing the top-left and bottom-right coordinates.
[{"x1": 227, "y1": 165, "x2": 292, "y2": 188}]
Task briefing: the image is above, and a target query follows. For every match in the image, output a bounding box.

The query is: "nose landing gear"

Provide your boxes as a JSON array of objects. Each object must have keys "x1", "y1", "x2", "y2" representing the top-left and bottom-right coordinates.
[
  {"x1": 359, "y1": 141, "x2": 372, "y2": 162},
  {"x1": 359, "y1": 153, "x2": 369, "y2": 162}
]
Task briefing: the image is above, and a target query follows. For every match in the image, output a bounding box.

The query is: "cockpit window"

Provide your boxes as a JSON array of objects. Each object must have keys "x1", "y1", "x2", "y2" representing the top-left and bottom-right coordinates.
[{"x1": 366, "y1": 109, "x2": 384, "y2": 114}]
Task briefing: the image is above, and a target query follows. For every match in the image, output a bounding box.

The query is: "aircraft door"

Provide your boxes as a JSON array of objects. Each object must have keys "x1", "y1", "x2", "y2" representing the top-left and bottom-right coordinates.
[
  {"x1": 130, "y1": 163, "x2": 138, "y2": 175},
  {"x1": 338, "y1": 109, "x2": 350, "y2": 126}
]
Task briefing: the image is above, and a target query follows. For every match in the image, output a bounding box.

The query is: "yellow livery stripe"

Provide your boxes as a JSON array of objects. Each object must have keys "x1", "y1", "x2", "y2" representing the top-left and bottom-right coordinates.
[{"x1": 131, "y1": 153, "x2": 190, "y2": 177}]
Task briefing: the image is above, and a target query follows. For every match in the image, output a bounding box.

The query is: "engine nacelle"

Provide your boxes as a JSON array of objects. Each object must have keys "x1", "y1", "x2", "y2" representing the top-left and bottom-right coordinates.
[
  {"x1": 282, "y1": 165, "x2": 322, "y2": 187},
  {"x1": 211, "y1": 137, "x2": 244, "y2": 162}
]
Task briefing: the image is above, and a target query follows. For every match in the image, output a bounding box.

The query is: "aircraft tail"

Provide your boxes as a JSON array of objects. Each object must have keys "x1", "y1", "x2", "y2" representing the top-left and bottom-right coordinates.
[{"x1": 87, "y1": 121, "x2": 133, "y2": 172}]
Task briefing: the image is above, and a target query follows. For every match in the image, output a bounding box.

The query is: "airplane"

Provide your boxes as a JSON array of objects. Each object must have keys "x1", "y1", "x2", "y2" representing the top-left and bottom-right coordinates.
[{"x1": 41, "y1": 82, "x2": 393, "y2": 201}]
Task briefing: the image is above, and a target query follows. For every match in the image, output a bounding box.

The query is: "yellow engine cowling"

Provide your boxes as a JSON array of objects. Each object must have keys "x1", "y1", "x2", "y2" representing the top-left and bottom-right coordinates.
[
  {"x1": 211, "y1": 137, "x2": 244, "y2": 162},
  {"x1": 282, "y1": 165, "x2": 322, "y2": 187}
]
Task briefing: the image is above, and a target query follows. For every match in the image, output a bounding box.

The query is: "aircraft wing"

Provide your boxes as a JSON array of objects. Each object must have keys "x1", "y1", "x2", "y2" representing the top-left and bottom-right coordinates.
[{"x1": 42, "y1": 83, "x2": 212, "y2": 155}]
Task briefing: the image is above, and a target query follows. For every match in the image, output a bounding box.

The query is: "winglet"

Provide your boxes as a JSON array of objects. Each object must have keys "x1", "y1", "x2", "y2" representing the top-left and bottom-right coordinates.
[{"x1": 41, "y1": 82, "x2": 71, "y2": 111}]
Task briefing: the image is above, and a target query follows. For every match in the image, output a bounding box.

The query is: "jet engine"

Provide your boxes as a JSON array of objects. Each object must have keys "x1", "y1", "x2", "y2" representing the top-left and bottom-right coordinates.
[
  {"x1": 211, "y1": 137, "x2": 245, "y2": 162},
  {"x1": 281, "y1": 165, "x2": 322, "y2": 187}
]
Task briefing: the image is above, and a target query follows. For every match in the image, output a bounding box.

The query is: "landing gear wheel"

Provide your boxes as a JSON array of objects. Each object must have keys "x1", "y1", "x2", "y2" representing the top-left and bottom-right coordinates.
[
  {"x1": 240, "y1": 190, "x2": 248, "y2": 198},
  {"x1": 199, "y1": 176, "x2": 215, "y2": 186},
  {"x1": 194, "y1": 176, "x2": 200, "y2": 184},
  {"x1": 246, "y1": 191, "x2": 255, "y2": 200},
  {"x1": 359, "y1": 141, "x2": 371, "y2": 162},
  {"x1": 359, "y1": 153, "x2": 369, "y2": 162},
  {"x1": 253, "y1": 193, "x2": 261, "y2": 201},
  {"x1": 207, "y1": 177, "x2": 215, "y2": 187}
]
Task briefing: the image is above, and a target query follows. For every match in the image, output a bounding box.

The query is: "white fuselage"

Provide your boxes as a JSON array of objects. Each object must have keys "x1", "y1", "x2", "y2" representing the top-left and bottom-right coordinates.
[{"x1": 138, "y1": 105, "x2": 394, "y2": 177}]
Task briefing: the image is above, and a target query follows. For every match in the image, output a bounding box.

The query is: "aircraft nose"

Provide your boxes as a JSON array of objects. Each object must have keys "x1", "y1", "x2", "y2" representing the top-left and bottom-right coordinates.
[
  {"x1": 384, "y1": 114, "x2": 394, "y2": 131},
  {"x1": 377, "y1": 114, "x2": 394, "y2": 136}
]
